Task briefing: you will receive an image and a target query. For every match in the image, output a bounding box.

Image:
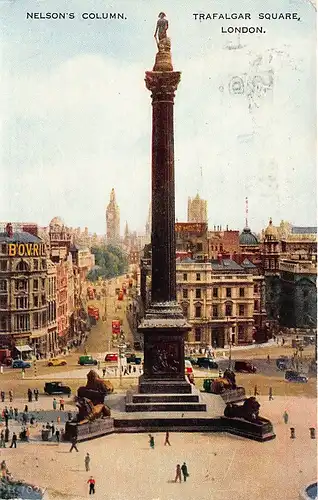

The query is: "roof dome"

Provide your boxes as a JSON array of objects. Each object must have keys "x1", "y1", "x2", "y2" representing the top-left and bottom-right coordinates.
[
  {"x1": 264, "y1": 218, "x2": 278, "y2": 238},
  {"x1": 239, "y1": 227, "x2": 259, "y2": 246},
  {"x1": 49, "y1": 216, "x2": 64, "y2": 228}
]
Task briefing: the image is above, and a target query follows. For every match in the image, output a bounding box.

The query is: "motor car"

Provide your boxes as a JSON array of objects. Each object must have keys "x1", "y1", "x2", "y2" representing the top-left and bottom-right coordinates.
[
  {"x1": 126, "y1": 353, "x2": 142, "y2": 365},
  {"x1": 105, "y1": 353, "x2": 118, "y2": 362},
  {"x1": 47, "y1": 358, "x2": 67, "y2": 367},
  {"x1": 12, "y1": 360, "x2": 31, "y2": 369},
  {"x1": 78, "y1": 355, "x2": 98, "y2": 366},
  {"x1": 276, "y1": 356, "x2": 289, "y2": 371},
  {"x1": 234, "y1": 361, "x2": 257, "y2": 373},
  {"x1": 196, "y1": 357, "x2": 218, "y2": 369},
  {"x1": 44, "y1": 381, "x2": 71, "y2": 395},
  {"x1": 185, "y1": 360, "x2": 194, "y2": 375},
  {"x1": 185, "y1": 356, "x2": 199, "y2": 366},
  {"x1": 284, "y1": 370, "x2": 308, "y2": 383}
]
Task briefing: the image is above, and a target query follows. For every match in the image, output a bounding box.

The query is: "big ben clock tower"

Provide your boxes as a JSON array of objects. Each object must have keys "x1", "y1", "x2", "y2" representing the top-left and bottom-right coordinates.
[{"x1": 106, "y1": 188, "x2": 120, "y2": 245}]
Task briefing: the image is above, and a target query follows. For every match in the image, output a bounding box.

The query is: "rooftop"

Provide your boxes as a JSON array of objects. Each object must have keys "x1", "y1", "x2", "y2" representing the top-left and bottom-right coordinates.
[{"x1": 0, "y1": 231, "x2": 43, "y2": 244}]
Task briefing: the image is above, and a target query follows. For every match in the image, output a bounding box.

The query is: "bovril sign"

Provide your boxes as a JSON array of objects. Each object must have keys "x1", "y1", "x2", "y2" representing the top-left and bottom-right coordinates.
[{"x1": 7, "y1": 243, "x2": 46, "y2": 257}]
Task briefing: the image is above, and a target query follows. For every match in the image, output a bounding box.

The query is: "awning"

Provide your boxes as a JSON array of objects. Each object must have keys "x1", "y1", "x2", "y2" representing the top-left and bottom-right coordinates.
[{"x1": 15, "y1": 345, "x2": 32, "y2": 352}]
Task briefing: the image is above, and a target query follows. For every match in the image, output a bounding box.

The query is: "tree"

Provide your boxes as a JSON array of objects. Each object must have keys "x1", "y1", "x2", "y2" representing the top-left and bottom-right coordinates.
[{"x1": 87, "y1": 245, "x2": 128, "y2": 281}]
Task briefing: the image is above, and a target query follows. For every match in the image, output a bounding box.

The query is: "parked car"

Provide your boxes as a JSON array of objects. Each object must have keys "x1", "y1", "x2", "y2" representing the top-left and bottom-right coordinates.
[
  {"x1": 44, "y1": 381, "x2": 71, "y2": 395},
  {"x1": 185, "y1": 360, "x2": 194, "y2": 375},
  {"x1": 285, "y1": 370, "x2": 308, "y2": 383},
  {"x1": 126, "y1": 353, "x2": 142, "y2": 365},
  {"x1": 276, "y1": 357, "x2": 289, "y2": 371},
  {"x1": 78, "y1": 355, "x2": 98, "y2": 366},
  {"x1": 12, "y1": 360, "x2": 31, "y2": 369},
  {"x1": 47, "y1": 358, "x2": 67, "y2": 367},
  {"x1": 185, "y1": 356, "x2": 199, "y2": 366},
  {"x1": 234, "y1": 361, "x2": 257, "y2": 373},
  {"x1": 105, "y1": 353, "x2": 118, "y2": 362},
  {"x1": 196, "y1": 357, "x2": 218, "y2": 369}
]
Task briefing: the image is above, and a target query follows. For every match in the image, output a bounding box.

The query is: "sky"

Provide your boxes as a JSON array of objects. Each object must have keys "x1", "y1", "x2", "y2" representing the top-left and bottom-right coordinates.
[{"x1": 0, "y1": 0, "x2": 316, "y2": 235}]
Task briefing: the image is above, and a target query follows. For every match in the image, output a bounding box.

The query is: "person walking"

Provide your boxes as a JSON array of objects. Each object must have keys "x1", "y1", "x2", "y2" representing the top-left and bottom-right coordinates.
[
  {"x1": 52, "y1": 398, "x2": 57, "y2": 410},
  {"x1": 254, "y1": 385, "x2": 259, "y2": 397},
  {"x1": 34, "y1": 388, "x2": 39, "y2": 402},
  {"x1": 10, "y1": 432, "x2": 17, "y2": 449},
  {"x1": 14, "y1": 408, "x2": 18, "y2": 420},
  {"x1": 50, "y1": 421, "x2": 55, "y2": 437},
  {"x1": 283, "y1": 410, "x2": 289, "y2": 424},
  {"x1": 164, "y1": 431, "x2": 171, "y2": 446},
  {"x1": 102, "y1": 368, "x2": 106, "y2": 378},
  {"x1": 85, "y1": 453, "x2": 90, "y2": 472},
  {"x1": 0, "y1": 430, "x2": 5, "y2": 448},
  {"x1": 269, "y1": 387, "x2": 274, "y2": 401},
  {"x1": 87, "y1": 477, "x2": 95, "y2": 495},
  {"x1": 59, "y1": 398, "x2": 65, "y2": 411},
  {"x1": 55, "y1": 428, "x2": 60, "y2": 443},
  {"x1": 9, "y1": 407, "x2": 13, "y2": 419},
  {"x1": 25, "y1": 427, "x2": 30, "y2": 442},
  {"x1": 181, "y1": 462, "x2": 189, "y2": 482},
  {"x1": 1, "y1": 460, "x2": 7, "y2": 478},
  {"x1": 69, "y1": 435, "x2": 79, "y2": 452},
  {"x1": 149, "y1": 434, "x2": 155, "y2": 449},
  {"x1": 8, "y1": 390, "x2": 13, "y2": 402},
  {"x1": 4, "y1": 408, "x2": 9, "y2": 427},
  {"x1": 1, "y1": 391, "x2": 5, "y2": 402},
  {"x1": 267, "y1": 355, "x2": 270, "y2": 364},
  {"x1": 175, "y1": 464, "x2": 182, "y2": 483},
  {"x1": 27, "y1": 389, "x2": 33, "y2": 403}
]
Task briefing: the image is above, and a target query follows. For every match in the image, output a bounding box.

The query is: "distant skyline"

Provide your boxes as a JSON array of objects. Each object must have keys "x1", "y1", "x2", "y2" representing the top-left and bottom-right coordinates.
[{"x1": 1, "y1": 0, "x2": 316, "y2": 234}]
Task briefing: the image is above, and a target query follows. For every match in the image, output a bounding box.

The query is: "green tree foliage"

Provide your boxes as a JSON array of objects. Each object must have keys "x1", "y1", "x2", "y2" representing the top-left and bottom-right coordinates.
[{"x1": 87, "y1": 245, "x2": 128, "y2": 281}]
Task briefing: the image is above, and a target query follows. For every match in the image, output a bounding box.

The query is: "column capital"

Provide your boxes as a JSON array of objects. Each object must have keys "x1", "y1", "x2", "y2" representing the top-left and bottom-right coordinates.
[{"x1": 145, "y1": 71, "x2": 181, "y2": 102}]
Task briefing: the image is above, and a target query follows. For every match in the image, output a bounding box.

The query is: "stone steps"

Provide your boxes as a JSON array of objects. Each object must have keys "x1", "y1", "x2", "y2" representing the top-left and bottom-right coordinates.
[
  {"x1": 132, "y1": 394, "x2": 199, "y2": 403},
  {"x1": 126, "y1": 401, "x2": 206, "y2": 412}
]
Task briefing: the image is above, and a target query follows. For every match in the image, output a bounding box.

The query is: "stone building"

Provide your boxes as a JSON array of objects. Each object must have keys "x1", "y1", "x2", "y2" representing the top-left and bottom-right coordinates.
[
  {"x1": 0, "y1": 223, "x2": 48, "y2": 355},
  {"x1": 106, "y1": 188, "x2": 120, "y2": 245},
  {"x1": 176, "y1": 257, "x2": 265, "y2": 347},
  {"x1": 187, "y1": 194, "x2": 208, "y2": 223},
  {"x1": 46, "y1": 259, "x2": 57, "y2": 354}
]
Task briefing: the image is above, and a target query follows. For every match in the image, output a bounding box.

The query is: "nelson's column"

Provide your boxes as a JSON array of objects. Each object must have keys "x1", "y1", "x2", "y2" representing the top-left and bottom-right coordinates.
[{"x1": 126, "y1": 13, "x2": 206, "y2": 411}]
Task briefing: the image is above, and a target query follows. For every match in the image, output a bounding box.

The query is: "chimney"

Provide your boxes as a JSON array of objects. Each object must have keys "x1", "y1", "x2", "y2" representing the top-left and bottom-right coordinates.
[
  {"x1": 220, "y1": 225, "x2": 222, "y2": 231},
  {"x1": 226, "y1": 225, "x2": 229, "y2": 231},
  {"x1": 214, "y1": 225, "x2": 216, "y2": 231}
]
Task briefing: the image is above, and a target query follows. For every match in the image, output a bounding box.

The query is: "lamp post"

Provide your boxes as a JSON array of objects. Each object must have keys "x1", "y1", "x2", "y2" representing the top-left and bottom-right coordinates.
[{"x1": 118, "y1": 342, "x2": 126, "y2": 388}]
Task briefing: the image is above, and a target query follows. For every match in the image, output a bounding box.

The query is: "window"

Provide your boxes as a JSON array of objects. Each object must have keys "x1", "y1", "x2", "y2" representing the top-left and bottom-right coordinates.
[
  {"x1": 41, "y1": 310, "x2": 47, "y2": 325},
  {"x1": 182, "y1": 303, "x2": 188, "y2": 318},
  {"x1": 41, "y1": 294, "x2": 46, "y2": 306},
  {"x1": 0, "y1": 296, "x2": 7, "y2": 309},
  {"x1": 196, "y1": 273, "x2": 201, "y2": 281},
  {"x1": 0, "y1": 316, "x2": 6, "y2": 331},
  {"x1": 33, "y1": 260, "x2": 39, "y2": 271},
  {"x1": 212, "y1": 305, "x2": 218, "y2": 318},
  {"x1": 195, "y1": 327, "x2": 201, "y2": 342},
  {"x1": 41, "y1": 278, "x2": 45, "y2": 289},
  {"x1": 226, "y1": 288, "x2": 232, "y2": 298},
  {"x1": 17, "y1": 260, "x2": 28, "y2": 272},
  {"x1": 16, "y1": 296, "x2": 28, "y2": 309},
  {"x1": 33, "y1": 313, "x2": 39, "y2": 329},
  {"x1": 33, "y1": 279, "x2": 38, "y2": 291},
  {"x1": 197, "y1": 242, "x2": 203, "y2": 251},
  {"x1": 41, "y1": 259, "x2": 46, "y2": 270},
  {"x1": 238, "y1": 325, "x2": 245, "y2": 339},
  {"x1": 239, "y1": 304, "x2": 245, "y2": 316},
  {"x1": 254, "y1": 300, "x2": 259, "y2": 311},
  {"x1": 0, "y1": 260, "x2": 7, "y2": 271},
  {"x1": 0, "y1": 280, "x2": 7, "y2": 292},
  {"x1": 225, "y1": 304, "x2": 232, "y2": 316},
  {"x1": 213, "y1": 288, "x2": 218, "y2": 298},
  {"x1": 254, "y1": 284, "x2": 258, "y2": 294},
  {"x1": 195, "y1": 305, "x2": 201, "y2": 318},
  {"x1": 33, "y1": 295, "x2": 39, "y2": 307},
  {"x1": 195, "y1": 288, "x2": 201, "y2": 299},
  {"x1": 182, "y1": 289, "x2": 188, "y2": 299},
  {"x1": 15, "y1": 314, "x2": 30, "y2": 332},
  {"x1": 183, "y1": 273, "x2": 188, "y2": 281},
  {"x1": 239, "y1": 287, "x2": 245, "y2": 297},
  {"x1": 16, "y1": 279, "x2": 27, "y2": 291}
]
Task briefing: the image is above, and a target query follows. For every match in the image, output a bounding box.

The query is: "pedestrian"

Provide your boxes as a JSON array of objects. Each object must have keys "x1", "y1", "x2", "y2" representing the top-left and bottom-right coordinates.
[
  {"x1": 69, "y1": 435, "x2": 79, "y2": 452},
  {"x1": 87, "y1": 476, "x2": 95, "y2": 495},
  {"x1": 55, "y1": 428, "x2": 60, "y2": 443},
  {"x1": 85, "y1": 452, "x2": 90, "y2": 472},
  {"x1": 149, "y1": 434, "x2": 155, "y2": 449},
  {"x1": 22, "y1": 368, "x2": 25, "y2": 379},
  {"x1": 8, "y1": 390, "x2": 13, "y2": 402},
  {"x1": 181, "y1": 462, "x2": 189, "y2": 482},
  {"x1": 26, "y1": 427, "x2": 30, "y2": 442},
  {"x1": 133, "y1": 365, "x2": 136, "y2": 373},
  {"x1": 0, "y1": 430, "x2": 5, "y2": 448},
  {"x1": 14, "y1": 408, "x2": 18, "y2": 420},
  {"x1": 53, "y1": 398, "x2": 57, "y2": 410},
  {"x1": 97, "y1": 361, "x2": 101, "y2": 370},
  {"x1": 254, "y1": 385, "x2": 259, "y2": 396},
  {"x1": 51, "y1": 421, "x2": 55, "y2": 436},
  {"x1": 4, "y1": 408, "x2": 9, "y2": 427},
  {"x1": 9, "y1": 407, "x2": 13, "y2": 418},
  {"x1": 175, "y1": 464, "x2": 182, "y2": 483},
  {"x1": 269, "y1": 387, "x2": 274, "y2": 401},
  {"x1": 283, "y1": 410, "x2": 289, "y2": 424},
  {"x1": 24, "y1": 405, "x2": 28, "y2": 413},
  {"x1": 1, "y1": 460, "x2": 7, "y2": 478},
  {"x1": 164, "y1": 431, "x2": 171, "y2": 446},
  {"x1": 59, "y1": 398, "x2": 65, "y2": 411},
  {"x1": 10, "y1": 432, "x2": 17, "y2": 448},
  {"x1": 27, "y1": 389, "x2": 33, "y2": 403},
  {"x1": 102, "y1": 368, "x2": 106, "y2": 378},
  {"x1": 267, "y1": 355, "x2": 270, "y2": 364},
  {"x1": 34, "y1": 388, "x2": 39, "y2": 401},
  {"x1": 1, "y1": 391, "x2": 5, "y2": 402}
]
